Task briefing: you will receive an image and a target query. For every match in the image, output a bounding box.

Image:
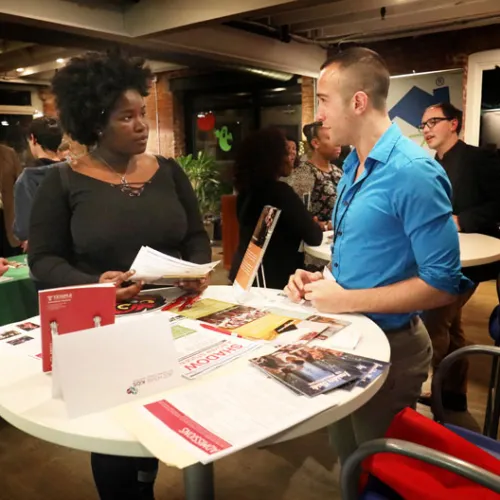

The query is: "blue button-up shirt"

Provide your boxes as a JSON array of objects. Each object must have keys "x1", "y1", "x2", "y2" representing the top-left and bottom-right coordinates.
[{"x1": 331, "y1": 123, "x2": 472, "y2": 331}]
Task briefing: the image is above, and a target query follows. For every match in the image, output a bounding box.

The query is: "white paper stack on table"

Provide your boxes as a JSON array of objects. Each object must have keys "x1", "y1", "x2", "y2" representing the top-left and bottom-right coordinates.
[
  {"x1": 172, "y1": 318, "x2": 263, "y2": 380},
  {"x1": 130, "y1": 246, "x2": 219, "y2": 286}
]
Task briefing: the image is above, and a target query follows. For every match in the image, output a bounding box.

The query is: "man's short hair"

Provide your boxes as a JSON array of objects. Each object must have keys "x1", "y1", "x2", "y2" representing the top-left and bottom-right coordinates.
[
  {"x1": 320, "y1": 47, "x2": 390, "y2": 111},
  {"x1": 29, "y1": 117, "x2": 63, "y2": 153},
  {"x1": 427, "y1": 102, "x2": 463, "y2": 135},
  {"x1": 303, "y1": 121, "x2": 322, "y2": 147}
]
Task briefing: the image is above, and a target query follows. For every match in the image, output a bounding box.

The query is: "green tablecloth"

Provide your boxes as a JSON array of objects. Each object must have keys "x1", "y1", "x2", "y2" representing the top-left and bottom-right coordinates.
[{"x1": 0, "y1": 254, "x2": 38, "y2": 326}]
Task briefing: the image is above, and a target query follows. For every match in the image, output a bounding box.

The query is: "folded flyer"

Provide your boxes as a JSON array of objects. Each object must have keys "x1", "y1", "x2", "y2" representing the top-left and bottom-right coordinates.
[{"x1": 130, "y1": 246, "x2": 219, "y2": 285}]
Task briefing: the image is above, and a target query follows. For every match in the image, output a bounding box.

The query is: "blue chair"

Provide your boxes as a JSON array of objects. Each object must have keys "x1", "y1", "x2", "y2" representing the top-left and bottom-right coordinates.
[
  {"x1": 431, "y1": 345, "x2": 500, "y2": 456},
  {"x1": 485, "y1": 273, "x2": 500, "y2": 438},
  {"x1": 340, "y1": 438, "x2": 500, "y2": 500}
]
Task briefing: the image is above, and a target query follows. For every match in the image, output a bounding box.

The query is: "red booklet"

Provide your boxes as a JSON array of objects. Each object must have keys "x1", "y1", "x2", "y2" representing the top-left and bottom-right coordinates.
[{"x1": 39, "y1": 283, "x2": 116, "y2": 372}]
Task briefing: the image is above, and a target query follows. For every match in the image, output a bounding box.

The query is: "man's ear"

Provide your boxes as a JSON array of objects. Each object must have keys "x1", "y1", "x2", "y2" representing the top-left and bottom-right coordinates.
[
  {"x1": 311, "y1": 137, "x2": 320, "y2": 150},
  {"x1": 29, "y1": 134, "x2": 37, "y2": 145},
  {"x1": 450, "y1": 118, "x2": 459, "y2": 134}
]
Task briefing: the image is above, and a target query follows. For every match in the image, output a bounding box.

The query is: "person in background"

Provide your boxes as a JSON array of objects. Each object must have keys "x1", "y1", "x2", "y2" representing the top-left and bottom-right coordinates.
[
  {"x1": 285, "y1": 47, "x2": 471, "y2": 467},
  {"x1": 285, "y1": 136, "x2": 299, "y2": 169},
  {"x1": 229, "y1": 127, "x2": 322, "y2": 289},
  {"x1": 0, "y1": 257, "x2": 8, "y2": 276},
  {"x1": 286, "y1": 122, "x2": 342, "y2": 229},
  {"x1": 418, "y1": 102, "x2": 500, "y2": 411},
  {"x1": 13, "y1": 117, "x2": 63, "y2": 250},
  {"x1": 28, "y1": 50, "x2": 211, "y2": 500},
  {"x1": 0, "y1": 143, "x2": 22, "y2": 257}
]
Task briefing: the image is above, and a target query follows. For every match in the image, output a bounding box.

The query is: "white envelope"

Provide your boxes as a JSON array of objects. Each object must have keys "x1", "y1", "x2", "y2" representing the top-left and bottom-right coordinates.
[{"x1": 52, "y1": 314, "x2": 183, "y2": 418}]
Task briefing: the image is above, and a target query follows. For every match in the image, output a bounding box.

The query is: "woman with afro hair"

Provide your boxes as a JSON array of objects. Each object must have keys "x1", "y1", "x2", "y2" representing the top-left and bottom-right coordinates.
[{"x1": 28, "y1": 51, "x2": 212, "y2": 499}]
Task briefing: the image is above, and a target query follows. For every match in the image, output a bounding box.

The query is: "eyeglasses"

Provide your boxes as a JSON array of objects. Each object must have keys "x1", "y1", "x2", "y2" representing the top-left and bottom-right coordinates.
[{"x1": 418, "y1": 117, "x2": 450, "y2": 132}]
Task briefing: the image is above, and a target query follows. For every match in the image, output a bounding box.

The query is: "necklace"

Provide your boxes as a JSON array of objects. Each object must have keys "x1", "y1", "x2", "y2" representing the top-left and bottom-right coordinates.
[{"x1": 92, "y1": 153, "x2": 145, "y2": 197}]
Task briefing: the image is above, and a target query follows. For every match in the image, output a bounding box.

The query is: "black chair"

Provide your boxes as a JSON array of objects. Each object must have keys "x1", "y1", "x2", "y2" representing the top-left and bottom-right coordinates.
[
  {"x1": 485, "y1": 273, "x2": 500, "y2": 437},
  {"x1": 340, "y1": 438, "x2": 500, "y2": 500},
  {"x1": 431, "y1": 345, "x2": 500, "y2": 456}
]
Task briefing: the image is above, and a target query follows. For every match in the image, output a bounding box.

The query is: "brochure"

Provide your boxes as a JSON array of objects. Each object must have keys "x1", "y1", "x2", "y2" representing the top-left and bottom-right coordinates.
[
  {"x1": 233, "y1": 205, "x2": 281, "y2": 297},
  {"x1": 250, "y1": 344, "x2": 360, "y2": 397},
  {"x1": 39, "y1": 283, "x2": 116, "y2": 372}
]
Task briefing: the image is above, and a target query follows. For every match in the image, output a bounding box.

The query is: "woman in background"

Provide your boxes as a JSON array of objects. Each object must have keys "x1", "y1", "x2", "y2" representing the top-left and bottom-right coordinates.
[
  {"x1": 230, "y1": 128, "x2": 322, "y2": 289},
  {"x1": 28, "y1": 50, "x2": 211, "y2": 500}
]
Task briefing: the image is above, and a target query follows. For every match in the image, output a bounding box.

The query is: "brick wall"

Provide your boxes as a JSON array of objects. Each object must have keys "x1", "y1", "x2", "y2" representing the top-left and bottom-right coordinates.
[
  {"x1": 362, "y1": 24, "x2": 500, "y2": 76},
  {"x1": 145, "y1": 73, "x2": 186, "y2": 158},
  {"x1": 301, "y1": 76, "x2": 315, "y2": 136}
]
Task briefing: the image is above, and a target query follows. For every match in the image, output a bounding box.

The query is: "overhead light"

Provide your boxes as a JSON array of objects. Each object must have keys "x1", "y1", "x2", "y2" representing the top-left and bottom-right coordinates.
[
  {"x1": 16, "y1": 68, "x2": 25, "y2": 73},
  {"x1": 1, "y1": 121, "x2": 9, "y2": 126},
  {"x1": 272, "y1": 87, "x2": 287, "y2": 92},
  {"x1": 56, "y1": 58, "x2": 65, "y2": 64},
  {"x1": 33, "y1": 111, "x2": 43, "y2": 118}
]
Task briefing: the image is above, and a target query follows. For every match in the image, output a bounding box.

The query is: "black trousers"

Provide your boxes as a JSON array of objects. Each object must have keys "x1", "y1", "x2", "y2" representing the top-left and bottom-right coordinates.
[{"x1": 91, "y1": 453, "x2": 158, "y2": 500}]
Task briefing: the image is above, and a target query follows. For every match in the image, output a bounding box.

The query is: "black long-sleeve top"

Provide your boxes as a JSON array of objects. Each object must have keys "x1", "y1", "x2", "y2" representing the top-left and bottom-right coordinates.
[
  {"x1": 437, "y1": 140, "x2": 500, "y2": 282},
  {"x1": 229, "y1": 180, "x2": 323, "y2": 289},
  {"x1": 28, "y1": 156, "x2": 211, "y2": 288},
  {"x1": 437, "y1": 140, "x2": 500, "y2": 236}
]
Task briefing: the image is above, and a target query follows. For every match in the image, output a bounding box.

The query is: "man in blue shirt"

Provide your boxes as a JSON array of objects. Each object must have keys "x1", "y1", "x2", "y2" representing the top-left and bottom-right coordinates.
[{"x1": 285, "y1": 47, "x2": 472, "y2": 465}]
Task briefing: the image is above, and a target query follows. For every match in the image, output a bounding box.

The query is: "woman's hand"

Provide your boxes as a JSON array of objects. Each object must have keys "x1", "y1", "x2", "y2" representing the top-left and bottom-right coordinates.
[
  {"x1": 99, "y1": 270, "x2": 143, "y2": 301},
  {"x1": 0, "y1": 258, "x2": 8, "y2": 277},
  {"x1": 175, "y1": 275, "x2": 210, "y2": 294}
]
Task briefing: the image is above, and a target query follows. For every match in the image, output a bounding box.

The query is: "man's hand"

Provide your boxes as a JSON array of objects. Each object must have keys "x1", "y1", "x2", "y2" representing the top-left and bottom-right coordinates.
[
  {"x1": 304, "y1": 279, "x2": 349, "y2": 313},
  {"x1": 0, "y1": 258, "x2": 8, "y2": 277},
  {"x1": 21, "y1": 241, "x2": 28, "y2": 253},
  {"x1": 99, "y1": 270, "x2": 143, "y2": 301},
  {"x1": 452, "y1": 215, "x2": 461, "y2": 232},
  {"x1": 284, "y1": 269, "x2": 323, "y2": 302}
]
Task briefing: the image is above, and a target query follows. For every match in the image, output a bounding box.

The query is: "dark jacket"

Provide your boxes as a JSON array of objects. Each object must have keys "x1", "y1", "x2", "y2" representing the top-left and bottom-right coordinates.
[
  {"x1": 13, "y1": 158, "x2": 59, "y2": 241},
  {"x1": 0, "y1": 144, "x2": 23, "y2": 247},
  {"x1": 437, "y1": 140, "x2": 500, "y2": 282}
]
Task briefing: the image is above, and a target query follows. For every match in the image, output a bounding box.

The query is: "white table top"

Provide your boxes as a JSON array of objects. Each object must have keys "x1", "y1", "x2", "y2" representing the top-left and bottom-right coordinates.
[
  {"x1": 305, "y1": 231, "x2": 500, "y2": 268},
  {"x1": 0, "y1": 286, "x2": 389, "y2": 461}
]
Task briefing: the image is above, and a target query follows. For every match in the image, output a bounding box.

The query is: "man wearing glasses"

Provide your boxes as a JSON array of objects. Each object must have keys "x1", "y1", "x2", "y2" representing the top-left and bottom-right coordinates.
[{"x1": 419, "y1": 102, "x2": 500, "y2": 411}]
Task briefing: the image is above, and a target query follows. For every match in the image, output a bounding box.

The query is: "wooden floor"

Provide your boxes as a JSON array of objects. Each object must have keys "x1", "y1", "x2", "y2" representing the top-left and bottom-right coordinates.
[{"x1": 0, "y1": 257, "x2": 497, "y2": 499}]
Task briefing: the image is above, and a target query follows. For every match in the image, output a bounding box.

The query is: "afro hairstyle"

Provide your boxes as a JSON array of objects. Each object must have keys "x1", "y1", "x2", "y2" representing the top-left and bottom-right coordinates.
[{"x1": 51, "y1": 50, "x2": 153, "y2": 147}]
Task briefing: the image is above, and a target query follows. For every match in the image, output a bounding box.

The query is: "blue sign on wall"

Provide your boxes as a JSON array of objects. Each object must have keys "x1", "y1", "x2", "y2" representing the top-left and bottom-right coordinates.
[{"x1": 389, "y1": 86, "x2": 451, "y2": 128}]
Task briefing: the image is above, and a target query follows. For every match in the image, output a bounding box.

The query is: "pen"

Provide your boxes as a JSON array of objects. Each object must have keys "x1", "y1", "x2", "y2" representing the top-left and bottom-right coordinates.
[
  {"x1": 199, "y1": 323, "x2": 246, "y2": 339},
  {"x1": 178, "y1": 294, "x2": 200, "y2": 312}
]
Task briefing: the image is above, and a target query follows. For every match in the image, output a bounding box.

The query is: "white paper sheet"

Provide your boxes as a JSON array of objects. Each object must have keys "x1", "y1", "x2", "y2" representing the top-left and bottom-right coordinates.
[
  {"x1": 130, "y1": 246, "x2": 219, "y2": 284},
  {"x1": 120, "y1": 367, "x2": 348, "y2": 464},
  {"x1": 53, "y1": 314, "x2": 183, "y2": 418}
]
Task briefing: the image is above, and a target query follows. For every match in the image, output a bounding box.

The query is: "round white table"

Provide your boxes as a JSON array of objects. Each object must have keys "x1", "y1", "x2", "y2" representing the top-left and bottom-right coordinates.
[
  {"x1": 305, "y1": 231, "x2": 500, "y2": 268},
  {"x1": 0, "y1": 286, "x2": 389, "y2": 499}
]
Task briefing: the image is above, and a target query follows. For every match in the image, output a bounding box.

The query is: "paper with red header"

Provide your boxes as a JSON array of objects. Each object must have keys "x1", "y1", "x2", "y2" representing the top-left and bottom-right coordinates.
[
  {"x1": 119, "y1": 366, "x2": 349, "y2": 464},
  {"x1": 39, "y1": 283, "x2": 116, "y2": 372}
]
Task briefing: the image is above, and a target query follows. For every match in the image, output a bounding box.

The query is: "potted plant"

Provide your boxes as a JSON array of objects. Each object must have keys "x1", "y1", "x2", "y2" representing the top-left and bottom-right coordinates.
[{"x1": 176, "y1": 151, "x2": 225, "y2": 241}]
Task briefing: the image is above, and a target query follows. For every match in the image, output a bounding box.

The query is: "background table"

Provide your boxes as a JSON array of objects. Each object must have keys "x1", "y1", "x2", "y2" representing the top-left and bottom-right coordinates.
[
  {"x1": 0, "y1": 286, "x2": 390, "y2": 499},
  {"x1": 0, "y1": 254, "x2": 38, "y2": 326},
  {"x1": 305, "y1": 231, "x2": 500, "y2": 269}
]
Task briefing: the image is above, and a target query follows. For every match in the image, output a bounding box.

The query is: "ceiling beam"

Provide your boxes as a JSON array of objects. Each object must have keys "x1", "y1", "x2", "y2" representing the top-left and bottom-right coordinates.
[
  {"x1": 291, "y1": 0, "x2": 477, "y2": 32},
  {"x1": 123, "y1": 0, "x2": 308, "y2": 37},
  {"x1": 0, "y1": 0, "x2": 127, "y2": 35},
  {"x1": 268, "y1": 0, "x2": 429, "y2": 26},
  {"x1": 0, "y1": 45, "x2": 79, "y2": 72},
  {"x1": 5, "y1": 50, "x2": 82, "y2": 77},
  {"x1": 154, "y1": 25, "x2": 327, "y2": 78},
  {"x1": 317, "y1": 0, "x2": 500, "y2": 39}
]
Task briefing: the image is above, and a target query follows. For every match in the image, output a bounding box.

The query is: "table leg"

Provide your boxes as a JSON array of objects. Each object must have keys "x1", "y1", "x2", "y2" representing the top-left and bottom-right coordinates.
[{"x1": 183, "y1": 462, "x2": 214, "y2": 500}]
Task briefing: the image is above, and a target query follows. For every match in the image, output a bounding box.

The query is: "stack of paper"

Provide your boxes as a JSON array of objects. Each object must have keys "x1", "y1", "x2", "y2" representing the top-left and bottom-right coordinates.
[
  {"x1": 173, "y1": 320, "x2": 262, "y2": 380},
  {"x1": 130, "y1": 246, "x2": 219, "y2": 285}
]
